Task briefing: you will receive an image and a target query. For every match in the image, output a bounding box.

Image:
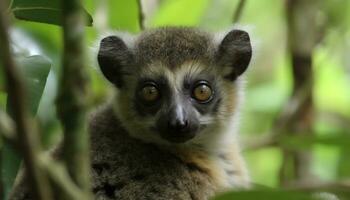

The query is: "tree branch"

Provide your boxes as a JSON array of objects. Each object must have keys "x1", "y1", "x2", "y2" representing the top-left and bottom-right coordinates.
[
  {"x1": 279, "y1": 0, "x2": 319, "y2": 186},
  {"x1": 0, "y1": 1, "x2": 53, "y2": 200},
  {"x1": 57, "y1": 0, "x2": 92, "y2": 198},
  {"x1": 37, "y1": 154, "x2": 87, "y2": 200},
  {"x1": 0, "y1": 110, "x2": 16, "y2": 142},
  {"x1": 243, "y1": 132, "x2": 278, "y2": 151},
  {"x1": 137, "y1": 0, "x2": 145, "y2": 30},
  {"x1": 233, "y1": 0, "x2": 246, "y2": 23}
]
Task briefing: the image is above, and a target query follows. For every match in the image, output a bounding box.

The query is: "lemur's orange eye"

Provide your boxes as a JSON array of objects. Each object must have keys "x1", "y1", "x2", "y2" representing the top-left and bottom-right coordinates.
[
  {"x1": 141, "y1": 85, "x2": 160, "y2": 102},
  {"x1": 192, "y1": 83, "x2": 212, "y2": 103}
]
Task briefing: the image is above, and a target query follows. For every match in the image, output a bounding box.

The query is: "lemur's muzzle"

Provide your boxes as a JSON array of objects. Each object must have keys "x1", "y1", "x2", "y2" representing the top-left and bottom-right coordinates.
[{"x1": 156, "y1": 105, "x2": 199, "y2": 143}]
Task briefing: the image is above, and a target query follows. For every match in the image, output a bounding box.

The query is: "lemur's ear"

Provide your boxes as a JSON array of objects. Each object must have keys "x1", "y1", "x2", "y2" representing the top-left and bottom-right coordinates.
[
  {"x1": 216, "y1": 29, "x2": 252, "y2": 81},
  {"x1": 97, "y1": 35, "x2": 134, "y2": 87}
]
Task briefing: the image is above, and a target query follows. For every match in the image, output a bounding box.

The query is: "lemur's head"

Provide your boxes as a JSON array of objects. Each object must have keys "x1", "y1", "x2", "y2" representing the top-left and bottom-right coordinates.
[{"x1": 98, "y1": 27, "x2": 252, "y2": 146}]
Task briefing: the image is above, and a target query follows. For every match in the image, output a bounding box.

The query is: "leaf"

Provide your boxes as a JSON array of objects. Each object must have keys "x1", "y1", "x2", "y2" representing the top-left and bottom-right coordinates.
[
  {"x1": 1, "y1": 55, "x2": 51, "y2": 200},
  {"x1": 1, "y1": 144, "x2": 20, "y2": 200},
  {"x1": 11, "y1": 55, "x2": 51, "y2": 114},
  {"x1": 11, "y1": 0, "x2": 93, "y2": 26}
]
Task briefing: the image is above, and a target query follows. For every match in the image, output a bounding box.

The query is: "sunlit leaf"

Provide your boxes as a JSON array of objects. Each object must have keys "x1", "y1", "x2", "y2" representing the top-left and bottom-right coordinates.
[
  {"x1": 11, "y1": 0, "x2": 93, "y2": 26},
  {"x1": 1, "y1": 55, "x2": 51, "y2": 200}
]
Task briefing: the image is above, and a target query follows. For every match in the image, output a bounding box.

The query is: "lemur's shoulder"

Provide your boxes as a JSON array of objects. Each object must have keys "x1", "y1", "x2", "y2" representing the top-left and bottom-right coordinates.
[{"x1": 88, "y1": 105, "x2": 216, "y2": 199}]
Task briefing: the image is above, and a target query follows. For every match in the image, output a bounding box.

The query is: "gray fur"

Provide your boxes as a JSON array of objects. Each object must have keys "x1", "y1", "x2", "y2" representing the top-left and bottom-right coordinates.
[
  {"x1": 98, "y1": 27, "x2": 252, "y2": 88},
  {"x1": 9, "y1": 106, "x2": 215, "y2": 200},
  {"x1": 135, "y1": 27, "x2": 214, "y2": 68}
]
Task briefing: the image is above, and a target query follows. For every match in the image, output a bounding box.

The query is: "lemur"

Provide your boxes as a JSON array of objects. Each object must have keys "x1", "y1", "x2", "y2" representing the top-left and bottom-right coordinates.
[{"x1": 9, "y1": 27, "x2": 252, "y2": 200}]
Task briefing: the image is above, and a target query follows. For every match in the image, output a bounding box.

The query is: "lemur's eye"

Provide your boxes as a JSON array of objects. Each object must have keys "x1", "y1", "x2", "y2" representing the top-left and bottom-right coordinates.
[
  {"x1": 140, "y1": 83, "x2": 160, "y2": 102},
  {"x1": 192, "y1": 82, "x2": 213, "y2": 103}
]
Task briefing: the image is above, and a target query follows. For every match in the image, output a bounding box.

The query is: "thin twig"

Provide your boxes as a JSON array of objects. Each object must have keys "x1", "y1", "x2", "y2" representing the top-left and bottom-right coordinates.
[
  {"x1": 137, "y1": 0, "x2": 145, "y2": 30},
  {"x1": 243, "y1": 132, "x2": 277, "y2": 151},
  {"x1": 37, "y1": 154, "x2": 87, "y2": 200},
  {"x1": 5, "y1": 0, "x2": 14, "y2": 13},
  {"x1": 0, "y1": 110, "x2": 16, "y2": 142},
  {"x1": 233, "y1": 0, "x2": 246, "y2": 23},
  {"x1": 0, "y1": 1, "x2": 53, "y2": 200},
  {"x1": 57, "y1": 0, "x2": 92, "y2": 198}
]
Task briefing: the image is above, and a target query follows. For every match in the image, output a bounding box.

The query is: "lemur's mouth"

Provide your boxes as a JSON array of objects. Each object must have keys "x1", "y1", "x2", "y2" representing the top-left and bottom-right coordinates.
[
  {"x1": 160, "y1": 132, "x2": 196, "y2": 143},
  {"x1": 158, "y1": 125, "x2": 198, "y2": 143},
  {"x1": 150, "y1": 125, "x2": 198, "y2": 143}
]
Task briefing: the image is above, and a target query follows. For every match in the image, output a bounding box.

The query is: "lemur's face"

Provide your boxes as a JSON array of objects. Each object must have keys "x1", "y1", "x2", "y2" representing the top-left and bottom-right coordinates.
[
  {"x1": 132, "y1": 62, "x2": 222, "y2": 143},
  {"x1": 98, "y1": 27, "x2": 252, "y2": 145}
]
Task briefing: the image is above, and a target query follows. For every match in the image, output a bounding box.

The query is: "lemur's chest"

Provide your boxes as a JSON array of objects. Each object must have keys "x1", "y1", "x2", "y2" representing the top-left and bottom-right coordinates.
[
  {"x1": 173, "y1": 147, "x2": 250, "y2": 192},
  {"x1": 173, "y1": 145, "x2": 249, "y2": 191}
]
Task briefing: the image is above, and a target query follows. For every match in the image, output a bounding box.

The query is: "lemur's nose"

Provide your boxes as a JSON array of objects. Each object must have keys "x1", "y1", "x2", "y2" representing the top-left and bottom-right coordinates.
[{"x1": 168, "y1": 119, "x2": 189, "y2": 132}]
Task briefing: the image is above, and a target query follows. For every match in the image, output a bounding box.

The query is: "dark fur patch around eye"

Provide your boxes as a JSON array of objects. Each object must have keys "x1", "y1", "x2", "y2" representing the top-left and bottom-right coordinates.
[
  {"x1": 133, "y1": 76, "x2": 171, "y2": 116},
  {"x1": 182, "y1": 75, "x2": 222, "y2": 115},
  {"x1": 133, "y1": 73, "x2": 222, "y2": 117}
]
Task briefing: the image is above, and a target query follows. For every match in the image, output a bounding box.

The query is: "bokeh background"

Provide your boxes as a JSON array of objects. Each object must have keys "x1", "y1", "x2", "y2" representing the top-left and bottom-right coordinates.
[{"x1": 1, "y1": 0, "x2": 350, "y2": 199}]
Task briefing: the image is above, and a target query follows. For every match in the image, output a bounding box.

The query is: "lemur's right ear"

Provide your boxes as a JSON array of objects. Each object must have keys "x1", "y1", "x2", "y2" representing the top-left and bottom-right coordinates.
[{"x1": 97, "y1": 35, "x2": 134, "y2": 88}]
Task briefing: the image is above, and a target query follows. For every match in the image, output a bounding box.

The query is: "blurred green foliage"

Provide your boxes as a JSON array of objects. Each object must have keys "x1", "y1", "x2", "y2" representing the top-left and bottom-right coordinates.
[
  {"x1": 151, "y1": 0, "x2": 210, "y2": 27},
  {"x1": 0, "y1": 0, "x2": 349, "y2": 199},
  {"x1": 107, "y1": 0, "x2": 140, "y2": 32},
  {"x1": 1, "y1": 55, "x2": 51, "y2": 199}
]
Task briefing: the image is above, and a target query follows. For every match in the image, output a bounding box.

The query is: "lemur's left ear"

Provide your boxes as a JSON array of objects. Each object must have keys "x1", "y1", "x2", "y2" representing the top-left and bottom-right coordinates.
[
  {"x1": 216, "y1": 29, "x2": 252, "y2": 81},
  {"x1": 97, "y1": 35, "x2": 134, "y2": 88}
]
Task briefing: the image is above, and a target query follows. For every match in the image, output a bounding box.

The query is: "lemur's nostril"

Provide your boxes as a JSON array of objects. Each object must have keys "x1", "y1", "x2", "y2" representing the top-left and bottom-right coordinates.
[
  {"x1": 168, "y1": 119, "x2": 188, "y2": 131},
  {"x1": 178, "y1": 120, "x2": 188, "y2": 130}
]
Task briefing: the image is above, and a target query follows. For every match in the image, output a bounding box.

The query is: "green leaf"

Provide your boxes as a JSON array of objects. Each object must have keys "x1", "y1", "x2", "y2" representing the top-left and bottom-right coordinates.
[
  {"x1": 11, "y1": 55, "x2": 51, "y2": 114},
  {"x1": 1, "y1": 144, "x2": 20, "y2": 200},
  {"x1": 11, "y1": 0, "x2": 93, "y2": 26},
  {"x1": 1, "y1": 55, "x2": 51, "y2": 200}
]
